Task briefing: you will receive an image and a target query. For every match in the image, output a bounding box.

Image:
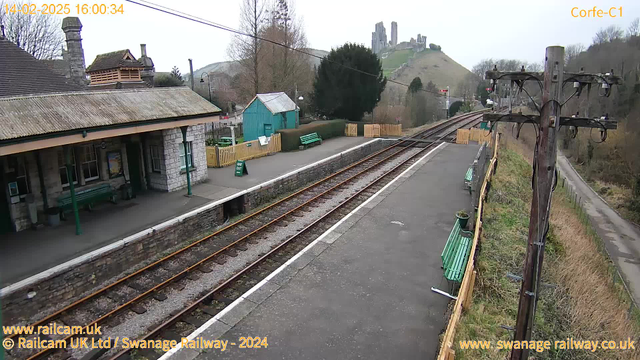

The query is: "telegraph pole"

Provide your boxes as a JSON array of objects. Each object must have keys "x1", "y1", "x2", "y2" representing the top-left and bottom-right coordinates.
[
  {"x1": 483, "y1": 45, "x2": 621, "y2": 360},
  {"x1": 510, "y1": 46, "x2": 563, "y2": 360}
]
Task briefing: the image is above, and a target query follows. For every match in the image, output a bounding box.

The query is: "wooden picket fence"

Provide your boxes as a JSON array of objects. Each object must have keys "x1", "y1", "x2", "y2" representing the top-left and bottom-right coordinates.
[
  {"x1": 456, "y1": 128, "x2": 492, "y2": 145},
  {"x1": 363, "y1": 124, "x2": 402, "y2": 138},
  {"x1": 437, "y1": 133, "x2": 500, "y2": 360},
  {"x1": 206, "y1": 133, "x2": 281, "y2": 168},
  {"x1": 345, "y1": 123, "x2": 358, "y2": 137},
  {"x1": 456, "y1": 129, "x2": 470, "y2": 144}
]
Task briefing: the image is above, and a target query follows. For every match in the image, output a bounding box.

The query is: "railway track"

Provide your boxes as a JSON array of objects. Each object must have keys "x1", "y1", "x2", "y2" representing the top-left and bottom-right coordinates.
[{"x1": 4, "y1": 111, "x2": 484, "y2": 360}]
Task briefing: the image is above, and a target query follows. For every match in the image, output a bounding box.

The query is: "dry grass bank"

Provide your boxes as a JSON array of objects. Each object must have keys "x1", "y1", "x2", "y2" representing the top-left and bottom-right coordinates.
[{"x1": 453, "y1": 136, "x2": 640, "y2": 360}]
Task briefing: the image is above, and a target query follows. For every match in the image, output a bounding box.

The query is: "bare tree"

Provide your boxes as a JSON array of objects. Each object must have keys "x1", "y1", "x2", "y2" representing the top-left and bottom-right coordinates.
[
  {"x1": 564, "y1": 43, "x2": 585, "y2": 67},
  {"x1": 227, "y1": 0, "x2": 266, "y2": 100},
  {"x1": 456, "y1": 73, "x2": 479, "y2": 101},
  {"x1": 472, "y1": 59, "x2": 494, "y2": 79},
  {"x1": 260, "y1": 0, "x2": 311, "y2": 97},
  {"x1": 0, "y1": 0, "x2": 64, "y2": 59},
  {"x1": 593, "y1": 25, "x2": 624, "y2": 45},
  {"x1": 627, "y1": 18, "x2": 640, "y2": 38}
]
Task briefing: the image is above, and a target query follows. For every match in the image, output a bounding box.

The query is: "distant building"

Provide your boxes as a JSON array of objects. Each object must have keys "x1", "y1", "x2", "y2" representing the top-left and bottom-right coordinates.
[
  {"x1": 85, "y1": 49, "x2": 149, "y2": 89},
  {"x1": 243, "y1": 93, "x2": 298, "y2": 141},
  {"x1": 371, "y1": 22, "x2": 388, "y2": 54},
  {"x1": 38, "y1": 17, "x2": 155, "y2": 89},
  {"x1": 391, "y1": 22, "x2": 398, "y2": 46}
]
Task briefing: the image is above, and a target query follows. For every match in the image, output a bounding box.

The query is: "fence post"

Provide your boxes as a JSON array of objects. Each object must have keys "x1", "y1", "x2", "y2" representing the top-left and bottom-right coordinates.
[{"x1": 215, "y1": 145, "x2": 220, "y2": 168}]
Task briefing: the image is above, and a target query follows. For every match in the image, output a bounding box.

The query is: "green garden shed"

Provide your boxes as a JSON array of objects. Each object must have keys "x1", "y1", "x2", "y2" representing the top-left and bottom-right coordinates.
[{"x1": 242, "y1": 92, "x2": 298, "y2": 141}]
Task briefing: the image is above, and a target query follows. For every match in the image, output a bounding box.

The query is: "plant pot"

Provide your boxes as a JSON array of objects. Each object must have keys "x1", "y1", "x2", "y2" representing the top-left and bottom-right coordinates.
[
  {"x1": 46, "y1": 207, "x2": 60, "y2": 227},
  {"x1": 456, "y1": 214, "x2": 469, "y2": 228}
]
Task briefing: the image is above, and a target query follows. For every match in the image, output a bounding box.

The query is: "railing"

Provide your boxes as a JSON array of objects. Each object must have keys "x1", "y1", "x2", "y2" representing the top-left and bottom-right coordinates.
[
  {"x1": 437, "y1": 132, "x2": 500, "y2": 360},
  {"x1": 206, "y1": 133, "x2": 281, "y2": 168}
]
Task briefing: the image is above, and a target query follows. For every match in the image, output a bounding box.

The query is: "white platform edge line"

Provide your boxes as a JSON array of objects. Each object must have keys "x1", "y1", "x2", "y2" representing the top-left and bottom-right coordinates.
[
  {"x1": 1, "y1": 139, "x2": 387, "y2": 297},
  {"x1": 157, "y1": 142, "x2": 446, "y2": 359}
]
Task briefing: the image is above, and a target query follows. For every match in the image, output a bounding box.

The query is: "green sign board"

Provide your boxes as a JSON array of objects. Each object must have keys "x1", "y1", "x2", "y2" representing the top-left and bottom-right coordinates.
[{"x1": 235, "y1": 160, "x2": 248, "y2": 177}]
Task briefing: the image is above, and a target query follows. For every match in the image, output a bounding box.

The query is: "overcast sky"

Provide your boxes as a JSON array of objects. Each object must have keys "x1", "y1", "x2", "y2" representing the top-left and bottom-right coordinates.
[{"x1": 24, "y1": 0, "x2": 640, "y2": 73}]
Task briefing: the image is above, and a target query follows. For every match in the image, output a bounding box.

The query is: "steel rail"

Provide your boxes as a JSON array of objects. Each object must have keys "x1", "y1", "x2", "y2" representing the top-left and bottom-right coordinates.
[
  {"x1": 107, "y1": 112, "x2": 485, "y2": 360},
  {"x1": 17, "y1": 112, "x2": 483, "y2": 360}
]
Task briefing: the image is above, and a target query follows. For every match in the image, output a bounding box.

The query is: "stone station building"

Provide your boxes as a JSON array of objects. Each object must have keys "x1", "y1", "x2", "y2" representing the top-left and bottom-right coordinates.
[{"x1": 0, "y1": 88, "x2": 221, "y2": 234}]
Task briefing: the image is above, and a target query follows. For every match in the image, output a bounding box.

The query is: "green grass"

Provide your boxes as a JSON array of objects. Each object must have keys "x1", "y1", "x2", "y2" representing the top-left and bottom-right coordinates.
[
  {"x1": 453, "y1": 149, "x2": 578, "y2": 360},
  {"x1": 453, "y1": 144, "x2": 640, "y2": 360},
  {"x1": 381, "y1": 49, "x2": 414, "y2": 71}
]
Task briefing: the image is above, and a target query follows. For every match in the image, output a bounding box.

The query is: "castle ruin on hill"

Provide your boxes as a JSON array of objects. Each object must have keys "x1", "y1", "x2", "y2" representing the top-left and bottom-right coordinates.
[{"x1": 371, "y1": 21, "x2": 426, "y2": 54}]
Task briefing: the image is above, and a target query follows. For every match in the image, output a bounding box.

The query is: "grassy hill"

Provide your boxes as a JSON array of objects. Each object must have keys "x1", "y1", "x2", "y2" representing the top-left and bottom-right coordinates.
[{"x1": 381, "y1": 48, "x2": 473, "y2": 97}]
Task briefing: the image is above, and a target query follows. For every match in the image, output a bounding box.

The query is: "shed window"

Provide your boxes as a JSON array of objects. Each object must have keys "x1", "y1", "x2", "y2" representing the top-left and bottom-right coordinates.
[
  {"x1": 58, "y1": 149, "x2": 78, "y2": 187},
  {"x1": 150, "y1": 145, "x2": 163, "y2": 173},
  {"x1": 81, "y1": 145, "x2": 99, "y2": 182},
  {"x1": 179, "y1": 142, "x2": 193, "y2": 170}
]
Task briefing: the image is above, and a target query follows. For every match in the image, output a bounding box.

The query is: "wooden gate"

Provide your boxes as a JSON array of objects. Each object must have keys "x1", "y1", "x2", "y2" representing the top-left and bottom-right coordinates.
[
  {"x1": 345, "y1": 123, "x2": 358, "y2": 137},
  {"x1": 364, "y1": 124, "x2": 381, "y2": 138}
]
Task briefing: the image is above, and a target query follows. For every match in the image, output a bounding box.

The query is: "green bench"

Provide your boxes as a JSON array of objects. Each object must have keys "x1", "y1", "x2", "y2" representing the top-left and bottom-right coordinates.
[
  {"x1": 464, "y1": 166, "x2": 473, "y2": 194},
  {"x1": 57, "y1": 183, "x2": 117, "y2": 219},
  {"x1": 299, "y1": 132, "x2": 322, "y2": 148},
  {"x1": 441, "y1": 219, "x2": 473, "y2": 283}
]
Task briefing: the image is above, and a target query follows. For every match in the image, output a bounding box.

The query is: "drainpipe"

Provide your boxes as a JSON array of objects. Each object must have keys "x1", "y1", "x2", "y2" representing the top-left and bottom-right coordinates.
[
  {"x1": 64, "y1": 146, "x2": 82, "y2": 235},
  {"x1": 35, "y1": 150, "x2": 48, "y2": 210},
  {"x1": 181, "y1": 126, "x2": 192, "y2": 196}
]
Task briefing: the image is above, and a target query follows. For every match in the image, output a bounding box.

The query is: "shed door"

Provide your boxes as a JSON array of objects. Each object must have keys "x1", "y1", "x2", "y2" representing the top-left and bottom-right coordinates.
[{"x1": 264, "y1": 124, "x2": 273, "y2": 137}]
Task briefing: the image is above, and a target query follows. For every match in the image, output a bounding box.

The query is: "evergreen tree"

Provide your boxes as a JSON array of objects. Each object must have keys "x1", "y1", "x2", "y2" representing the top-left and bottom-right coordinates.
[
  {"x1": 170, "y1": 66, "x2": 182, "y2": 80},
  {"x1": 312, "y1": 43, "x2": 386, "y2": 121}
]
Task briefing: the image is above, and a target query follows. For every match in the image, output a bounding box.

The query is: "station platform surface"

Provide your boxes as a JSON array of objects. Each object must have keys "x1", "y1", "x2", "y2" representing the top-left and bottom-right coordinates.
[
  {"x1": 0, "y1": 137, "x2": 371, "y2": 288},
  {"x1": 169, "y1": 142, "x2": 480, "y2": 360}
]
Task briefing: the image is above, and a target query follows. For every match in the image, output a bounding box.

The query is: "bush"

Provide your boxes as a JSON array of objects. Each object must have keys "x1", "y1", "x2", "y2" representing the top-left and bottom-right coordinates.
[{"x1": 277, "y1": 120, "x2": 346, "y2": 151}]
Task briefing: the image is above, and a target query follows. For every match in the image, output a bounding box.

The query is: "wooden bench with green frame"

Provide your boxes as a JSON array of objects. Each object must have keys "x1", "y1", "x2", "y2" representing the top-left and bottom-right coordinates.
[
  {"x1": 299, "y1": 132, "x2": 322, "y2": 148},
  {"x1": 57, "y1": 183, "x2": 117, "y2": 219},
  {"x1": 441, "y1": 218, "x2": 473, "y2": 288}
]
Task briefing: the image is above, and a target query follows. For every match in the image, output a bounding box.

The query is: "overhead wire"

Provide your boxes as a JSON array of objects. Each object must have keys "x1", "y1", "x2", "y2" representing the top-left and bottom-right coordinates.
[{"x1": 125, "y1": 0, "x2": 445, "y2": 96}]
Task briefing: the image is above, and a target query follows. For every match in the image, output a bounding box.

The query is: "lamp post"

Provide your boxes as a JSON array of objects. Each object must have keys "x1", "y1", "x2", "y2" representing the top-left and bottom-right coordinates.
[{"x1": 199, "y1": 72, "x2": 212, "y2": 103}]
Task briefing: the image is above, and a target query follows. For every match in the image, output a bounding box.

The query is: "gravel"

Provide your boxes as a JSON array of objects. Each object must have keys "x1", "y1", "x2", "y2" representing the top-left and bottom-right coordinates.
[{"x1": 69, "y1": 147, "x2": 423, "y2": 359}]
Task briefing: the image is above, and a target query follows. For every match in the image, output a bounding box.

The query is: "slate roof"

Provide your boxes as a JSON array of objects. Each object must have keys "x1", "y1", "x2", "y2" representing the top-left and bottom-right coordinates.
[
  {"x1": 246, "y1": 92, "x2": 297, "y2": 115},
  {"x1": 40, "y1": 59, "x2": 71, "y2": 78},
  {"x1": 0, "y1": 38, "x2": 84, "y2": 98},
  {"x1": 0, "y1": 87, "x2": 221, "y2": 142},
  {"x1": 86, "y1": 50, "x2": 144, "y2": 72}
]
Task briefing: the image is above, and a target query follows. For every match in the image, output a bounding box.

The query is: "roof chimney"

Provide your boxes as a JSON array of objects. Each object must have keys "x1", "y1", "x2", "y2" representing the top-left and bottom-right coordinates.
[
  {"x1": 61, "y1": 17, "x2": 88, "y2": 86},
  {"x1": 138, "y1": 44, "x2": 155, "y2": 86}
]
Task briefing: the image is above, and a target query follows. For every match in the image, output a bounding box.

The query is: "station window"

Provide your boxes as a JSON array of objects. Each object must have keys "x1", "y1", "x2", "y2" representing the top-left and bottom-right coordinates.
[
  {"x1": 81, "y1": 144, "x2": 100, "y2": 181},
  {"x1": 6, "y1": 156, "x2": 30, "y2": 199},
  {"x1": 58, "y1": 149, "x2": 78, "y2": 187},
  {"x1": 150, "y1": 145, "x2": 163, "y2": 173},
  {"x1": 179, "y1": 142, "x2": 193, "y2": 170}
]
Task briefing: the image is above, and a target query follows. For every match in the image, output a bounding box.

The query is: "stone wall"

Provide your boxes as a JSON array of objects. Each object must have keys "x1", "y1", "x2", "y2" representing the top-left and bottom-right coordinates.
[
  {"x1": 4, "y1": 138, "x2": 129, "y2": 231},
  {"x1": 163, "y1": 124, "x2": 208, "y2": 192},
  {"x1": 1, "y1": 139, "x2": 392, "y2": 322},
  {"x1": 2, "y1": 202, "x2": 224, "y2": 323},
  {"x1": 243, "y1": 140, "x2": 390, "y2": 211}
]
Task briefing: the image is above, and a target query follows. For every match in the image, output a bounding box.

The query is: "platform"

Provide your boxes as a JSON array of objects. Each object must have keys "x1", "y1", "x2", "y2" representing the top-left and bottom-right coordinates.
[
  {"x1": 0, "y1": 137, "x2": 372, "y2": 288},
  {"x1": 165, "y1": 143, "x2": 481, "y2": 360}
]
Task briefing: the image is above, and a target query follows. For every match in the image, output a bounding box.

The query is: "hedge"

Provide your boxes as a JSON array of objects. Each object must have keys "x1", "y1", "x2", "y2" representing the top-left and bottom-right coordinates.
[{"x1": 277, "y1": 119, "x2": 346, "y2": 151}]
